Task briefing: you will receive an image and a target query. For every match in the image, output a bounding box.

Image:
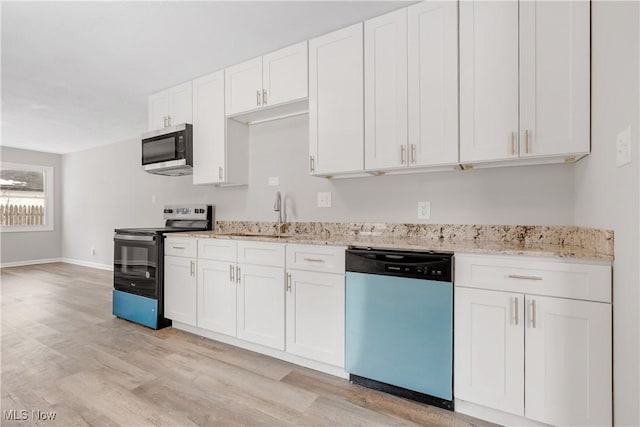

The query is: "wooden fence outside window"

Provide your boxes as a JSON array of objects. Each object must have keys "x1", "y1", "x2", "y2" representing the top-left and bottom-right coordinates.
[{"x1": 0, "y1": 204, "x2": 45, "y2": 226}]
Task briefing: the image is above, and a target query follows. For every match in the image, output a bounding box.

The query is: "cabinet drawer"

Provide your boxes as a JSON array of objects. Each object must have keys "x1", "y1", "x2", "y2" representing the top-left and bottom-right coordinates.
[
  {"x1": 455, "y1": 254, "x2": 611, "y2": 303},
  {"x1": 164, "y1": 238, "x2": 197, "y2": 258},
  {"x1": 286, "y1": 244, "x2": 346, "y2": 274},
  {"x1": 198, "y1": 239, "x2": 237, "y2": 262},
  {"x1": 237, "y1": 241, "x2": 285, "y2": 267}
]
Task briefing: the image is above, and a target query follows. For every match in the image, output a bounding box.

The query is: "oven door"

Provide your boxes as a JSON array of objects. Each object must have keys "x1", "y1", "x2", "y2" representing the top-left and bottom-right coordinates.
[{"x1": 113, "y1": 234, "x2": 160, "y2": 298}]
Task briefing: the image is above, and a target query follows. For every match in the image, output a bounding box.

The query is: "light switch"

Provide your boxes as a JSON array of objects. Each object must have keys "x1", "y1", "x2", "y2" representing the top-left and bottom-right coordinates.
[
  {"x1": 616, "y1": 126, "x2": 632, "y2": 167},
  {"x1": 317, "y1": 192, "x2": 332, "y2": 208},
  {"x1": 268, "y1": 177, "x2": 280, "y2": 186},
  {"x1": 417, "y1": 201, "x2": 431, "y2": 220}
]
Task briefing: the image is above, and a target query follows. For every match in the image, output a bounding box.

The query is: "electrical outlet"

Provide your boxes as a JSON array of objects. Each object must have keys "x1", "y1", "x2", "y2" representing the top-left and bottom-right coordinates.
[
  {"x1": 268, "y1": 176, "x2": 280, "y2": 186},
  {"x1": 616, "y1": 126, "x2": 632, "y2": 167},
  {"x1": 151, "y1": 194, "x2": 156, "y2": 204},
  {"x1": 417, "y1": 201, "x2": 431, "y2": 220},
  {"x1": 317, "y1": 192, "x2": 332, "y2": 208}
]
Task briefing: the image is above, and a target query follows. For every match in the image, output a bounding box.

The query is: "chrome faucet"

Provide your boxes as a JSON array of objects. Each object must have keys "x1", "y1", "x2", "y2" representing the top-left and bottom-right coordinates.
[{"x1": 274, "y1": 191, "x2": 282, "y2": 233}]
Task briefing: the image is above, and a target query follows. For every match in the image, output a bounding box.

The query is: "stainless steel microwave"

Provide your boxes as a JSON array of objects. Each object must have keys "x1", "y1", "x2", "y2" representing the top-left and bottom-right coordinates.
[{"x1": 141, "y1": 124, "x2": 193, "y2": 176}]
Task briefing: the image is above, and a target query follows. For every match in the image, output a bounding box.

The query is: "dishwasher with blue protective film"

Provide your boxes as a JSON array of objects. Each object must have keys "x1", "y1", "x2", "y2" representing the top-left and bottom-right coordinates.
[{"x1": 345, "y1": 248, "x2": 454, "y2": 410}]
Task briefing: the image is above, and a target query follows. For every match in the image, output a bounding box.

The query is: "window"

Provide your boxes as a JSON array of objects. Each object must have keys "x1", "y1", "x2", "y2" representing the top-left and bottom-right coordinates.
[{"x1": 0, "y1": 162, "x2": 54, "y2": 232}]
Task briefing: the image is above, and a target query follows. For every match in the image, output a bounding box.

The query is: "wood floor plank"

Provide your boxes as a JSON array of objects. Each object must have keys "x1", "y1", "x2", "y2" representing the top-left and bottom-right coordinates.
[{"x1": 1, "y1": 263, "x2": 496, "y2": 427}]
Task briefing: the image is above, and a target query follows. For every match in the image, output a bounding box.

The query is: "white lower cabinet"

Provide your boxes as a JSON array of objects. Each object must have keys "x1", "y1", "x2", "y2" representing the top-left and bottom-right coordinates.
[
  {"x1": 237, "y1": 263, "x2": 285, "y2": 350},
  {"x1": 197, "y1": 259, "x2": 236, "y2": 336},
  {"x1": 286, "y1": 269, "x2": 345, "y2": 367},
  {"x1": 164, "y1": 254, "x2": 197, "y2": 326},
  {"x1": 454, "y1": 254, "x2": 612, "y2": 427}
]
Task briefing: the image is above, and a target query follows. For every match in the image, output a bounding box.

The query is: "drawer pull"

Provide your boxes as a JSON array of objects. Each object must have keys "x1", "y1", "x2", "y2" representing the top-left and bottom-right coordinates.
[
  {"x1": 508, "y1": 274, "x2": 543, "y2": 281},
  {"x1": 303, "y1": 258, "x2": 325, "y2": 263},
  {"x1": 172, "y1": 246, "x2": 185, "y2": 250}
]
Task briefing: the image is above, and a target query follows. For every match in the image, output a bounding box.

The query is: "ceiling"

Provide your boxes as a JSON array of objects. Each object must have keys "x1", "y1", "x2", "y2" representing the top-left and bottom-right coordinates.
[{"x1": 1, "y1": 1, "x2": 409, "y2": 154}]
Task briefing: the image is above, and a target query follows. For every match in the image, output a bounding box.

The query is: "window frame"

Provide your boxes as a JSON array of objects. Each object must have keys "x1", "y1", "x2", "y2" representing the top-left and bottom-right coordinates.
[{"x1": 0, "y1": 162, "x2": 54, "y2": 233}]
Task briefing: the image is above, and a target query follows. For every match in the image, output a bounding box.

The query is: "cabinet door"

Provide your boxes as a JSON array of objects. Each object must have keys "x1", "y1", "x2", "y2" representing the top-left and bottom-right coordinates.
[
  {"x1": 148, "y1": 90, "x2": 169, "y2": 131},
  {"x1": 192, "y1": 71, "x2": 226, "y2": 185},
  {"x1": 225, "y1": 57, "x2": 263, "y2": 116},
  {"x1": 519, "y1": 1, "x2": 590, "y2": 158},
  {"x1": 364, "y1": 8, "x2": 408, "y2": 171},
  {"x1": 168, "y1": 81, "x2": 193, "y2": 126},
  {"x1": 309, "y1": 23, "x2": 364, "y2": 175},
  {"x1": 286, "y1": 270, "x2": 345, "y2": 367},
  {"x1": 262, "y1": 41, "x2": 308, "y2": 107},
  {"x1": 197, "y1": 259, "x2": 237, "y2": 336},
  {"x1": 454, "y1": 287, "x2": 524, "y2": 416},
  {"x1": 236, "y1": 264, "x2": 285, "y2": 350},
  {"x1": 460, "y1": 1, "x2": 519, "y2": 162},
  {"x1": 408, "y1": 1, "x2": 459, "y2": 167},
  {"x1": 164, "y1": 255, "x2": 197, "y2": 326},
  {"x1": 525, "y1": 296, "x2": 612, "y2": 426}
]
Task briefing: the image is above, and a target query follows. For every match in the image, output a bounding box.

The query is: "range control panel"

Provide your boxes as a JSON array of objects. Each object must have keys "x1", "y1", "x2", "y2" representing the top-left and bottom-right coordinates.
[{"x1": 163, "y1": 205, "x2": 212, "y2": 221}]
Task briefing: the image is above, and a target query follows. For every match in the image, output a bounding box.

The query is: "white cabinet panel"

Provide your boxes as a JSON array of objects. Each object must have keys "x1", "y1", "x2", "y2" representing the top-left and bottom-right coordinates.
[
  {"x1": 236, "y1": 264, "x2": 285, "y2": 350},
  {"x1": 168, "y1": 81, "x2": 193, "y2": 126},
  {"x1": 198, "y1": 239, "x2": 237, "y2": 262},
  {"x1": 285, "y1": 244, "x2": 345, "y2": 274},
  {"x1": 148, "y1": 91, "x2": 169, "y2": 132},
  {"x1": 364, "y1": 8, "x2": 408, "y2": 170},
  {"x1": 197, "y1": 259, "x2": 237, "y2": 336},
  {"x1": 525, "y1": 296, "x2": 612, "y2": 426},
  {"x1": 455, "y1": 287, "x2": 525, "y2": 416},
  {"x1": 408, "y1": 1, "x2": 458, "y2": 167},
  {"x1": 263, "y1": 41, "x2": 308, "y2": 107},
  {"x1": 460, "y1": 1, "x2": 519, "y2": 162},
  {"x1": 225, "y1": 57, "x2": 263, "y2": 116},
  {"x1": 309, "y1": 23, "x2": 364, "y2": 176},
  {"x1": 519, "y1": 1, "x2": 590, "y2": 158},
  {"x1": 192, "y1": 71, "x2": 226, "y2": 185},
  {"x1": 165, "y1": 238, "x2": 197, "y2": 258},
  {"x1": 286, "y1": 270, "x2": 344, "y2": 367},
  {"x1": 164, "y1": 255, "x2": 197, "y2": 326},
  {"x1": 236, "y1": 241, "x2": 285, "y2": 267}
]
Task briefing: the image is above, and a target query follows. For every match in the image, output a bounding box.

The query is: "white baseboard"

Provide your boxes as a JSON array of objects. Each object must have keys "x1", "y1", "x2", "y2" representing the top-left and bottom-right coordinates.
[
  {"x1": 60, "y1": 258, "x2": 113, "y2": 271},
  {"x1": 0, "y1": 258, "x2": 63, "y2": 268},
  {"x1": 0, "y1": 257, "x2": 113, "y2": 271}
]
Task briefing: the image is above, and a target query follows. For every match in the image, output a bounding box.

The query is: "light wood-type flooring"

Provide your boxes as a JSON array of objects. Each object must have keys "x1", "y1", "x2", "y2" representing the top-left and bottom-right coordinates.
[{"x1": 1, "y1": 263, "x2": 496, "y2": 427}]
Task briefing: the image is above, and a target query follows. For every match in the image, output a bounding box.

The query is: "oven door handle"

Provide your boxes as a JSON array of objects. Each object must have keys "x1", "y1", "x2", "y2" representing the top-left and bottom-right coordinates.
[{"x1": 114, "y1": 234, "x2": 156, "y2": 242}]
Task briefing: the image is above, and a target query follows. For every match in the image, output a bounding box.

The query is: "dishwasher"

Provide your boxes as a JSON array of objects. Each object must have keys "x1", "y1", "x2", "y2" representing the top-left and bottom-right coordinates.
[{"x1": 345, "y1": 248, "x2": 454, "y2": 410}]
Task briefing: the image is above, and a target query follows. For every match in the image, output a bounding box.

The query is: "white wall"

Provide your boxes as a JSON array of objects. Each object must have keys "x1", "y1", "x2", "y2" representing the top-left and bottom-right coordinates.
[
  {"x1": 574, "y1": 2, "x2": 640, "y2": 425},
  {"x1": 61, "y1": 114, "x2": 575, "y2": 267},
  {"x1": 0, "y1": 146, "x2": 63, "y2": 265}
]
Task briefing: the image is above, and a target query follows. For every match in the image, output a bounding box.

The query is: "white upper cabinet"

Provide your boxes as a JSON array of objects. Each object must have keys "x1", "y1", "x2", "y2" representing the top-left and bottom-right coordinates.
[
  {"x1": 460, "y1": 0, "x2": 590, "y2": 165},
  {"x1": 148, "y1": 81, "x2": 193, "y2": 131},
  {"x1": 460, "y1": 1, "x2": 520, "y2": 163},
  {"x1": 364, "y1": 8, "x2": 408, "y2": 171},
  {"x1": 225, "y1": 57, "x2": 263, "y2": 116},
  {"x1": 193, "y1": 71, "x2": 249, "y2": 186},
  {"x1": 309, "y1": 23, "x2": 364, "y2": 177},
  {"x1": 408, "y1": 1, "x2": 459, "y2": 168},
  {"x1": 263, "y1": 42, "x2": 308, "y2": 107},
  {"x1": 519, "y1": 1, "x2": 590, "y2": 158},
  {"x1": 225, "y1": 42, "x2": 308, "y2": 118}
]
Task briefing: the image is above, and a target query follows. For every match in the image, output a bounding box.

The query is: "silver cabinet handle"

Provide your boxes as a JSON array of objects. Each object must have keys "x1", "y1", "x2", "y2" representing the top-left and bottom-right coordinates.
[
  {"x1": 163, "y1": 116, "x2": 167, "y2": 128},
  {"x1": 190, "y1": 260, "x2": 195, "y2": 276},
  {"x1": 525, "y1": 129, "x2": 530, "y2": 154},
  {"x1": 511, "y1": 131, "x2": 516, "y2": 155},
  {"x1": 400, "y1": 145, "x2": 406, "y2": 164},
  {"x1": 172, "y1": 246, "x2": 185, "y2": 250},
  {"x1": 303, "y1": 258, "x2": 325, "y2": 263},
  {"x1": 286, "y1": 272, "x2": 292, "y2": 292},
  {"x1": 236, "y1": 266, "x2": 241, "y2": 284},
  {"x1": 530, "y1": 299, "x2": 537, "y2": 328},
  {"x1": 256, "y1": 90, "x2": 261, "y2": 106},
  {"x1": 309, "y1": 156, "x2": 315, "y2": 173},
  {"x1": 218, "y1": 166, "x2": 223, "y2": 181},
  {"x1": 410, "y1": 144, "x2": 416, "y2": 164},
  {"x1": 262, "y1": 89, "x2": 267, "y2": 105},
  {"x1": 230, "y1": 264, "x2": 234, "y2": 282},
  {"x1": 508, "y1": 274, "x2": 543, "y2": 281},
  {"x1": 167, "y1": 115, "x2": 172, "y2": 127},
  {"x1": 513, "y1": 297, "x2": 519, "y2": 326}
]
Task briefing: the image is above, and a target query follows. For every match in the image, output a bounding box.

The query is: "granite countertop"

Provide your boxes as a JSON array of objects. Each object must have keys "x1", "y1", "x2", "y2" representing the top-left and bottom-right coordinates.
[{"x1": 167, "y1": 221, "x2": 614, "y2": 262}]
